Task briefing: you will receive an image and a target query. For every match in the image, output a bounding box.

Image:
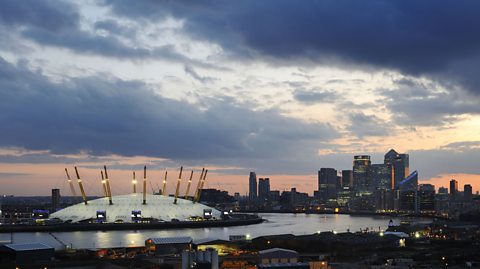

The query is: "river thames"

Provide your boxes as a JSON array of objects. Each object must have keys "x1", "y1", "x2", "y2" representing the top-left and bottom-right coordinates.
[{"x1": 0, "y1": 213, "x2": 425, "y2": 250}]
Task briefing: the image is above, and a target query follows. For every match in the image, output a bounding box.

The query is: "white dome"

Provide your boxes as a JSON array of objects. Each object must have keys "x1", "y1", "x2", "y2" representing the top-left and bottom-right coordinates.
[{"x1": 50, "y1": 194, "x2": 221, "y2": 223}]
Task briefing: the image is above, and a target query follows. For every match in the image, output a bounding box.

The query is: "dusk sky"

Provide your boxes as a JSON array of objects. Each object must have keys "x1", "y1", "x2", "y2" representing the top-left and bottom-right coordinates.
[{"x1": 1, "y1": 0, "x2": 480, "y2": 196}]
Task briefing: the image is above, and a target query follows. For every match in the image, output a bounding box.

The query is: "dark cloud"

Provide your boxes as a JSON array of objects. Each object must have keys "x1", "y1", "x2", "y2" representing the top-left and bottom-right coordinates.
[
  {"x1": 0, "y1": 1, "x2": 218, "y2": 69},
  {"x1": 183, "y1": 65, "x2": 217, "y2": 83},
  {"x1": 347, "y1": 112, "x2": 393, "y2": 138},
  {"x1": 292, "y1": 89, "x2": 338, "y2": 105},
  {"x1": 103, "y1": 0, "x2": 480, "y2": 94},
  {"x1": 380, "y1": 81, "x2": 480, "y2": 126},
  {"x1": 0, "y1": 57, "x2": 337, "y2": 172}
]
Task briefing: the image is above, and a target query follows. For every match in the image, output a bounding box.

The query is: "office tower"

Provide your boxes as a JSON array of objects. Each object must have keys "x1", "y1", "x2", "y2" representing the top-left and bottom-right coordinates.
[
  {"x1": 399, "y1": 171, "x2": 418, "y2": 191},
  {"x1": 318, "y1": 168, "x2": 338, "y2": 202},
  {"x1": 371, "y1": 163, "x2": 392, "y2": 190},
  {"x1": 341, "y1": 170, "x2": 353, "y2": 188},
  {"x1": 464, "y1": 184, "x2": 473, "y2": 200},
  {"x1": 353, "y1": 155, "x2": 371, "y2": 195},
  {"x1": 248, "y1": 172, "x2": 257, "y2": 200},
  {"x1": 438, "y1": 187, "x2": 448, "y2": 194},
  {"x1": 51, "y1": 188, "x2": 60, "y2": 212},
  {"x1": 258, "y1": 178, "x2": 270, "y2": 200},
  {"x1": 418, "y1": 184, "x2": 435, "y2": 211},
  {"x1": 449, "y1": 179, "x2": 458, "y2": 198},
  {"x1": 384, "y1": 149, "x2": 409, "y2": 189}
]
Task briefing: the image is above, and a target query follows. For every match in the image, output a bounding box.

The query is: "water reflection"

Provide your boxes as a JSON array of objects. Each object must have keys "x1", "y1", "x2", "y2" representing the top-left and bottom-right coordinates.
[{"x1": 1, "y1": 213, "x2": 424, "y2": 250}]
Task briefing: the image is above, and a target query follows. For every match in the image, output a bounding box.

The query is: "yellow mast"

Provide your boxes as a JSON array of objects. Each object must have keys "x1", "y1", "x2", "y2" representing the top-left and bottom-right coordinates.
[
  {"x1": 104, "y1": 165, "x2": 113, "y2": 205},
  {"x1": 173, "y1": 166, "x2": 183, "y2": 204},
  {"x1": 64, "y1": 168, "x2": 77, "y2": 197},
  {"x1": 162, "y1": 171, "x2": 168, "y2": 196},
  {"x1": 184, "y1": 170, "x2": 194, "y2": 199},
  {"x1": 143, "y1": 166, "x2": 147, "y2": 205},
  {"x1": 74, "y1": 166, "x2": 88, "y2": 205},
  {"x1": 193, "y1": 168, "x2": 205, "y2": 203},
  {"x1": 132, "y1": 171, "x2": 137, "y2": 194},
  {"x1": 195, "y1": 169, "x2": 208, "y2": 203},
  {"x1": 101, "y1": 171, "x2": 108, "y2": 197}
]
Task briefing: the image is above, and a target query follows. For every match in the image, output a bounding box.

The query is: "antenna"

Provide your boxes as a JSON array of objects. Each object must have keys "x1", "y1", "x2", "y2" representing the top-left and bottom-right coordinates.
[
  {"x1": 132, "y1": 171, "x2": 137, "y2": 194},
  {"x1": 162, "y1": 171, "x2": 168, "y2": 196},
  {"x1": 193, "y1": 168, "x2": 205, "y2": 203},
  {"x1": 184, "y1": 170, "x2": 194, "y2": 199},
  {"x1": 74, "y1": 166, "x2": 88, "y2": 205},
  {"x1": 101, "y1": 171, "x2": 108, "y2": 197},
  {"x1": 143, "y1": 166, "x2": 147, "y2": 205},
  {"x1": 65, "y1": 168, "x2": 77, "y2": 197},
  {"x1": 104, "y1": 165, "x2": 113, "y2": 205},
  {"x1": 173, "y1": 166, "x2": 183, "y2": 204}
]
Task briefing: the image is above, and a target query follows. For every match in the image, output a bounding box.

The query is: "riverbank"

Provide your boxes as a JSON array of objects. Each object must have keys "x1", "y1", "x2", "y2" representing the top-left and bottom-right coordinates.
[{"x1": 0, "y1": 216, "x2": 264, "y2": 233}]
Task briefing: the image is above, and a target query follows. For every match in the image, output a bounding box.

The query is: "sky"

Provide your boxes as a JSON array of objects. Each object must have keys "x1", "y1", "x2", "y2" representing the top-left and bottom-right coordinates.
[{"x1": 1, "y1": 0, "x2": 480, "y2": 196}]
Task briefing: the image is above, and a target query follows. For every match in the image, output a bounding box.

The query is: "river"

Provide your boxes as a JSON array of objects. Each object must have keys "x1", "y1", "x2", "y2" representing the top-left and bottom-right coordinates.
[{"x1": 0, "y1": 213, "x2": 426, "y2": 250}]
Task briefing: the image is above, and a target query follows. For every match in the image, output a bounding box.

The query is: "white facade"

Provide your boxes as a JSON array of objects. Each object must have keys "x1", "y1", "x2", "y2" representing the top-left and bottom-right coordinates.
[{"x1": 50, "y1": 194, "x2": 221, "y2": 223}]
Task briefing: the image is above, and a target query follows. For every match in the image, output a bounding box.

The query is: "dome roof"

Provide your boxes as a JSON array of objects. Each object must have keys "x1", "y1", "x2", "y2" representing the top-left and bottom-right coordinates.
[{"x1": 50, "y1": 194, "x2": 221, "y2": 223}]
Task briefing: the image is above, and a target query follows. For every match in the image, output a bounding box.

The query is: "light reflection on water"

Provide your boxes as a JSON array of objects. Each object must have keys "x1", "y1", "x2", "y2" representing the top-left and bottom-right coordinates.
[{"x1": 0, "y1": 213, "x2": 424, "y2": 250}]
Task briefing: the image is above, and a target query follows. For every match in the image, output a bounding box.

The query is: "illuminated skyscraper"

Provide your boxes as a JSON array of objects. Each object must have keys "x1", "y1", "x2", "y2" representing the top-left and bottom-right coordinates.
[
  {"x1": 249, "y1": 172, "x2": 257, "y2": 200},
  {"x1": 449, "y1": 179, "x2": 458, "y2": 198},
  {"x1": 318, "y1": 168, "x2": 338, "y2": 202},
  {"x1": 371, "y1": 164, "x2": 392, "y2": 190},
  {"x1": 384, "y1": 149, "x2": 409, "y2": 189},
  {"x1": 353, "y1": 155, "x2": 371, "y2": 195}
]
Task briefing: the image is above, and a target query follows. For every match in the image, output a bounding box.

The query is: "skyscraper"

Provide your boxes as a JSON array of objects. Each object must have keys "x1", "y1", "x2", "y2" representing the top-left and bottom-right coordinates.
[
  {"x1": 51, "y1": 188, "x2": 60, "y2": 212},
  {"x1": 318, "y1": 168, "x2": 338, "y2": 202},
  {"x1": 384, "y1": 149, "x2": 409, "y2": 190},
  {"x1": 371, "y1": 163, "x2": 392, "y2": 190},
  {"x1": 418, "y1": 184, "x2": 435, "y2": 211},
  {"x1": 464, "y1": 184, "x2": 473, "y2": 200},
  {"x1": 341, "y1": 170, "x2": 353, "y2": 188},
  {"x1": 353, "y1": 155, "x2": 371, "y2": 195},
  {"x1": 249, "y1": 172, "x2": 257, "y2": 200},
  {"x1": 449, "y1": 179, "x2": 458, "y2": 198},
  {"x1": 258, "y1": 178, "x2": 270, "y2": 200}
]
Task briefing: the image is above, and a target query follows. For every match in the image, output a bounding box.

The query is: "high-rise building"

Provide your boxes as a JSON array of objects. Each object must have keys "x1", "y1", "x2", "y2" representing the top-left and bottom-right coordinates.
[
  {"x1": 384, "y1": 149, "x2": 409, "y2": 190},
  {"x1": 318, "y1": 168, "x2": 338, "y2": 202},
  {"x1": 399, "y1": 171, "x2": 418, "y2": 191},
  {"x1": 464, "y1": 184, "x2": 473, "y2": 200},
  {"x1": 248, "y1": 172, "x2": 257, "y2": 200},
  {"x1": 353, "y1": 155, "x2": 371, "y2": 195},
  {"x1": 371, "y1": 163, "x2": 392, "y2": 190},
  {"x1": 418, "y1": 184, "x2": 435, "y2": 212},
  {"x1": 51, "y1": 188, "x2": 60, "y2": 212},
  {"x1": 258, "y1": 178, "x2": 270, "y2": 200},
  {"x1": 341, "y1": 170, "x2": 353, "y2": 188},
  {"x1": 449, "y1": 179, "x2": 458, "y2": 198}
]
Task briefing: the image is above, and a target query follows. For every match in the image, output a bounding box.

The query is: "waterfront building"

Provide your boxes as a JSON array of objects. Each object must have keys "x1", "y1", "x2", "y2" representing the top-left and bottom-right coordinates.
[
  {"x1": 450, "y1": 179, "x2": 458, "y2": 198},
  {"x1": 384, "y1": 149, "x2": 409, "y2": 190},
  {"x1": 341, "y1": 170, "x2": 353, "y2": 188},
  {"x1": 371, "y1": 163, "x2": 392, "y2": 190},
  {"x1": 337, "y1": 186, "x2": 353, "y2": 208},
  {"x1": 318, "y1": 168, "x2": 338, "y2": 202},
  {"x1": 374, "y1": 189, "x2": 394, "y2": 211},
  {"x1": 464, "y1": 184, "x2": 473, "y2": 200},
  {"x1": 51, "y1": 188, "x2": 60, "y2": 212},
  {"x1": 258, "y1": 178, "x2": 271, "y2": 200},
  {"x1": 418, "y1": 184, "x2": 435, "y2": 212},
  {"x1": 353, "y1": 155, "x2": 372, "y2": 195},
  {"x1": 249, "y1": 172, "x2": 257, "y2": 200}
]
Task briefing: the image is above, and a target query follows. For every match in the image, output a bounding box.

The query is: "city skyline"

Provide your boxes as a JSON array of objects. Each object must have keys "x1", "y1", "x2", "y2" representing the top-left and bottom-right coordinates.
[{"x1": 1, "y1": 1, "x2": 480, "y2": 195}]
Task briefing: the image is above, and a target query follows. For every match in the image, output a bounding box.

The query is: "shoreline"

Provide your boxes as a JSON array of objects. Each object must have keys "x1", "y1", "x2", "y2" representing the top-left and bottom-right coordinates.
[{"x1": 0, "y1": 216, "x2": 264, "y2": 233}]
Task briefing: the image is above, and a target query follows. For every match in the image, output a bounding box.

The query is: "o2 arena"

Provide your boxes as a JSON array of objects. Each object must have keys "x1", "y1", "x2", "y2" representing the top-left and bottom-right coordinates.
[{"x1": 0, "y1": 166, "x2": 262, "y2": 232}]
